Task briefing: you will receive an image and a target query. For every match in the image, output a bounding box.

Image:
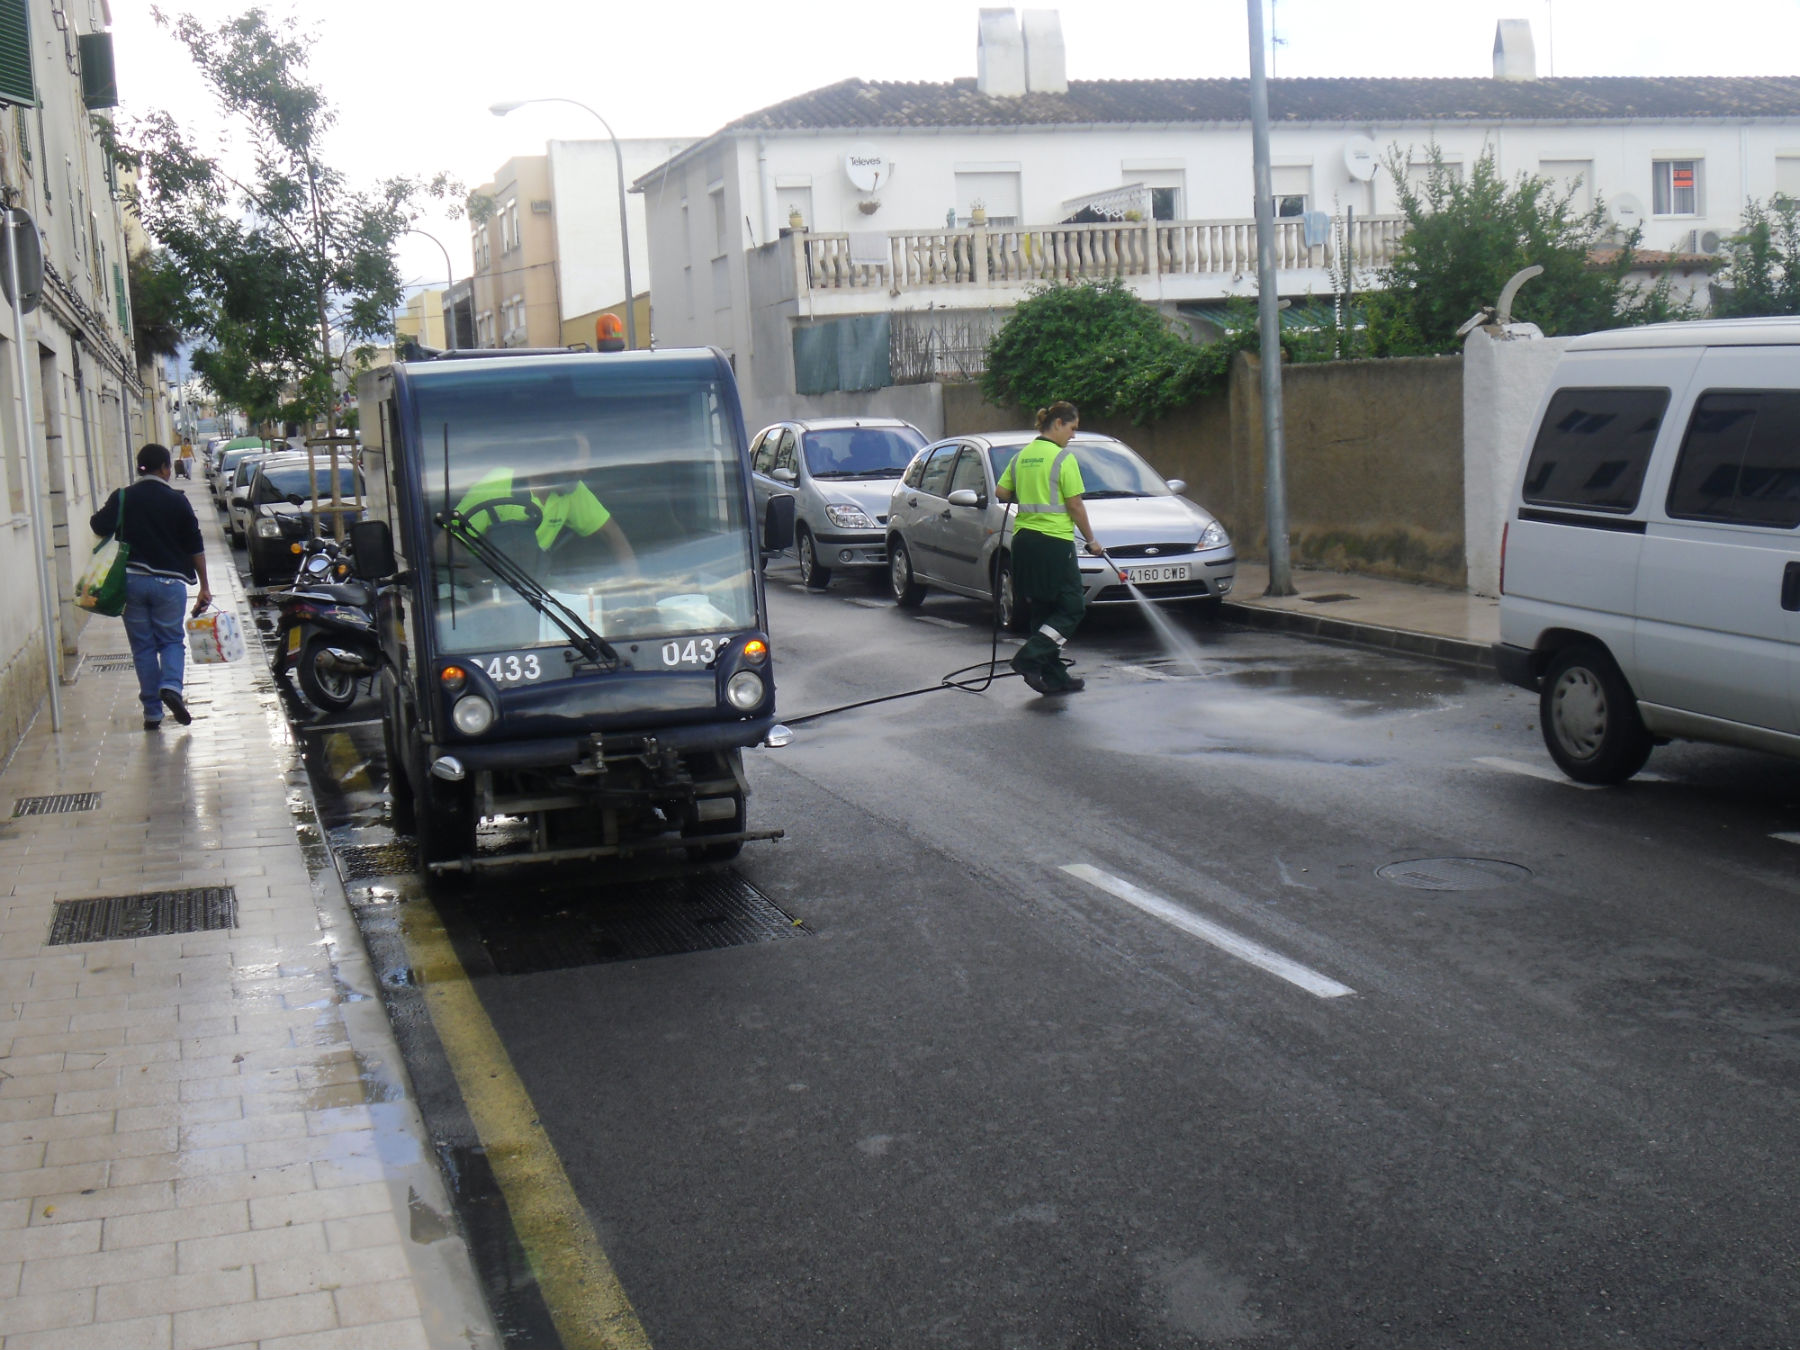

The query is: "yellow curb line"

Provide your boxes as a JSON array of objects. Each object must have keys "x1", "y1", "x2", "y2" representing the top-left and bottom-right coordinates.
[{"x1": 400, "y1": 895, "x2": 652, "y2": 1350}]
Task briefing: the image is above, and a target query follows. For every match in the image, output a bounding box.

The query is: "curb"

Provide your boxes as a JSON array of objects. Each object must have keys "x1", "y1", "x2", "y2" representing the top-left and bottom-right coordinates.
[{"x1": 1221, "y1": 599, "x2": 1497, "y2": 672}]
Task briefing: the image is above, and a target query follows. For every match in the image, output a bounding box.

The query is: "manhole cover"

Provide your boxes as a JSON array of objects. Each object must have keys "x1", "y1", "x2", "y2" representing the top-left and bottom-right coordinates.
[
  {"x1": 473, "y1": 871, "x2": 807, "y2": 975},
  {"x1": 49, "y1": 887, "x2": 238, "y2": 944},
  {"x1": 14, "y1": 793, "x2": 102, "y2": 817},
  {"x1": 1377, "y1": 858, "x2": 1533, "y2": 892}
]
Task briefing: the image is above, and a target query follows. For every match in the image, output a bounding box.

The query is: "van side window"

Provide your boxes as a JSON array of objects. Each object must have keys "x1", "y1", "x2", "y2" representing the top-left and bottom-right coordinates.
[
  {"x1": 1666, "y1": 390, "x2": 1800, "y2": 529},
  {"x1": 1521, "y1": 387, "x2": 1669, "y2": 513}
]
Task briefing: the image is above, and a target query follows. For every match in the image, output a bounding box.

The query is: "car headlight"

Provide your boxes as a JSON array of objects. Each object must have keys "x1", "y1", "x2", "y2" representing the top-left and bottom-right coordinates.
[
  {"x1": 1074, "y1": 536, "x2": 1098, "y2": 557},
  {"x1": 451, "y1": 694, "x2": 494, "y2": 735},
  {"x1": 824, "y1": 503, "x2": 875, "y2": 530},
  {"x1": 725, "y1": 670, "x2": 765, "y2": 711},
  {"x1": 1199, "y1": 520, "x2": 1230, "y2": 550},
  {"x1": 255, "y1": 519, "x2": 281, "y2": 538}
]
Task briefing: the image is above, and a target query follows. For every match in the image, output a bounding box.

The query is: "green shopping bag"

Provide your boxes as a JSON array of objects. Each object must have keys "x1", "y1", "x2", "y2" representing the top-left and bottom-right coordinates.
[{"x1": 74, "y1": 490, "x2": 130, "y2": 617}]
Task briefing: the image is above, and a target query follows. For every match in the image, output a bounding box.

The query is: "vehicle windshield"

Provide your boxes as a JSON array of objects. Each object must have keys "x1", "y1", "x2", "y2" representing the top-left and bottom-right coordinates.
[
  {"x1": 802, "y1": 426, "x2": 924, "y2": 479},
  {"x1": 411, "y1": 356, "x2": 756, "y2": 657},
  {"x1": 1065, "y1": 439, "x2": 1172, "y2": 498},
  {"x1": 261, "y1": 464, "x2": 361, "y2": 501}
]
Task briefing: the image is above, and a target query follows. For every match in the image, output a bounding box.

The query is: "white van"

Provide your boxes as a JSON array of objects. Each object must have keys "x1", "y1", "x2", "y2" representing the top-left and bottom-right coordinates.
[{"x1": 1496, "y1": 318, "x2": 1800, "y2": 783}]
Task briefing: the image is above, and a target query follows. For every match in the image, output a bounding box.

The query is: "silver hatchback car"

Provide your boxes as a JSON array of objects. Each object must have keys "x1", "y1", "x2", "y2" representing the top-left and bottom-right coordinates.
[
  {"x1": 885, "y1": 431, "x2": 1236, "y2": 629},
  {"x1": 749, "y1": 418, "x2": 927, "y2": 589}
]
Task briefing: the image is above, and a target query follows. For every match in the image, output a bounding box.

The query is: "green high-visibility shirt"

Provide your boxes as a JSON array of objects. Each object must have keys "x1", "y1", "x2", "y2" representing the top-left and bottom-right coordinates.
[
  {"x1": 455, "y1": 467, "x2": 612, "y2": 550},
  {"x1": 998, "y1": 437, "x2": 1084, "y2": 540}
]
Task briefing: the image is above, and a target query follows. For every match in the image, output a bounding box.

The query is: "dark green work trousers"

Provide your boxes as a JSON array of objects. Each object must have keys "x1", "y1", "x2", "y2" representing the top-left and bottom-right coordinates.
[{"x1": 1010, "y1": 527, "x2": 1087, "y2": 685}]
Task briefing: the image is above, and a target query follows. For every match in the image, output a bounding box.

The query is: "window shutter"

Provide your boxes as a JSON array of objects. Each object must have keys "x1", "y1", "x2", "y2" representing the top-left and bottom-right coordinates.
[
  {"x1": 78, "y1": 33, "x2": 116, "y2": 111},
  {"x1": 0, "y1": 0, "x2": 36, "y2": 109}
]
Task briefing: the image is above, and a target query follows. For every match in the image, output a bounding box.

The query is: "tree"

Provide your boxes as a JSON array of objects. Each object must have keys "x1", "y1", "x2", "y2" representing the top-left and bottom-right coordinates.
[
  {"x1": 125, "y1": 8, "x2": 451, "y2": 429},
  {"x1": 982, "y1": 280, "x2": 1261, "y2": 424},
  {"x1": 1363, "y1": 147, "x2": 1685, "y2": 356},
  {"x1": 125, "y1": 248, "x2": 185, "y2": 360},
  {"x1": 1709, "y1": 194, "x2": 1800, "y2": 317}
]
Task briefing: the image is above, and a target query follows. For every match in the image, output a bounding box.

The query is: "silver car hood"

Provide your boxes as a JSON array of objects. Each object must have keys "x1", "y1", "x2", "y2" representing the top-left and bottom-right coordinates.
[
  {"x1": 1080, "y1": 493, "x2": 1215, "y2": 545},
  {"x1": 818, "y1": 477, "x2": 905, "y2": 519}
]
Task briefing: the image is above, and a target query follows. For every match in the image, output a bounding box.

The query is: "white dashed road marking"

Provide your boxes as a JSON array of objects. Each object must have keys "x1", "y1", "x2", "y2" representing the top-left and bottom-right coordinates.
[
  {"x1": 1774, "y1": 832, "x2": 1800, "y2": 846},
  {"x1": 1061, "y1": 864, "x2": 1354, "y2": 999}
]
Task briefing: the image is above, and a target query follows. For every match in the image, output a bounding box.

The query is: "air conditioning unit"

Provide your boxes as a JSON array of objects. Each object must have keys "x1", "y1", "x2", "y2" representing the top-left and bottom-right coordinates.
[{"x1": 1683, "y1": 229, "x2": 1723, "y2": 255}]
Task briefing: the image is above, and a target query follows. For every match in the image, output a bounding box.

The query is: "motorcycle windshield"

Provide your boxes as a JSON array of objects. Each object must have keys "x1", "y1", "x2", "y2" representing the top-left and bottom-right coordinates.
[{"x1": 410, "y1": 356, "x2": 757, "y2": 658}]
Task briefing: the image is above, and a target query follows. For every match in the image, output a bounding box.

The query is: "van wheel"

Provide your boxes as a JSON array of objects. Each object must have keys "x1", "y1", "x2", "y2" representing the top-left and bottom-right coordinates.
[
  {"x1": 890, "y1": 538, "x2": 925, "y2": 607},
  {"x1": 797, "y1": 528, "x2": 831, "y2": 590},
  {"x1": 417, "y1": 772, "x2": 477, "y2": 875},
  {"x1": 1540, "y1": 644, "x2": 1653, "y2": 784}
]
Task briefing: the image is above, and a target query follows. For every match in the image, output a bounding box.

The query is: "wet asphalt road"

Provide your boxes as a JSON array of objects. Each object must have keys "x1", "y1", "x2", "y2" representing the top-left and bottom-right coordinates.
[{"x1": 276, "y1": 555, "x2": 1800, "y2": 1349}]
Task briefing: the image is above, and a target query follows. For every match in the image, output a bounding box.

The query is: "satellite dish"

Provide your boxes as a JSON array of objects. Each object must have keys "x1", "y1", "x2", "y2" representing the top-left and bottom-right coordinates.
[
  {"x1": 1612, "y1": 192, "x2": 1644, "y2": 234},
  {"x1": 1344, "y1": 136, "x2": 1378, "y2": 182},
  {"x1": 845, "y1": 143, "x2": 891, "y2": 194}
]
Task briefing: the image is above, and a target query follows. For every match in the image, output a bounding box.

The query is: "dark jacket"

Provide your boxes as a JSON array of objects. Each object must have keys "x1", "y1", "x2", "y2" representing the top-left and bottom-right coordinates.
[{"x1": 90, "y1": 476, "x2": 204, "y2": 583}]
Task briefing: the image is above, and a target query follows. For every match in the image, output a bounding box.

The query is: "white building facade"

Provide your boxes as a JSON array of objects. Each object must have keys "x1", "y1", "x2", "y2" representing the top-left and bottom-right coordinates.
[{"x1": 634, "y1": 12, "x2": 1800, "y2": 422}]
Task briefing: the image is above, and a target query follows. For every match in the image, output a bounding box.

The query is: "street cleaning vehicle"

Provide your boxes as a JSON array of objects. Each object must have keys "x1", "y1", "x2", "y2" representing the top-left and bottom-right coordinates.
[{"x1": 352, "y1": 347, "x2": 794, "y2": 876}]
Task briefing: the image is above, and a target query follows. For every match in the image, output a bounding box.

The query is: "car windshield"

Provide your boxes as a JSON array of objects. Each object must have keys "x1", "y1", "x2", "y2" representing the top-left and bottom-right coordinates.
[
  {"x1": 233, "y1": 457, "x2": 270, "y2": 488},
  {"x1": 803, "y1": 426, "x2": 924, "y2": 479},
  {"x1": 261, "y1": 465, "x2": 360, "y2": 500},
  {"x1": 1065, "y1": 439, "x2": 1172, "y2": 498},
  {"x1": 411, "y1": 356, "x2": 756, "y2": 657}
]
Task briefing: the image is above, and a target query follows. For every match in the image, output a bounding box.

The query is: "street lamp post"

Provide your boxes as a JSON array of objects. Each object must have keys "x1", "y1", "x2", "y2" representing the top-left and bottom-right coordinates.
[
  {"x1": 404, "y1": 227, "x2": 457, "y2": 350},
  {"x1": 489, "y1": 97, "x2": 636, "y2": 350}
]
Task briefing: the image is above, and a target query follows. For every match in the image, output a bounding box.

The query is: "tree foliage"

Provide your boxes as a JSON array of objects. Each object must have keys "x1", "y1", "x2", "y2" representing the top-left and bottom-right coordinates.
[
  {"x1": 982, "y1": 280, "x2": 1261, "y2": 424},
  {"x1": 1363, "y1": 147, "x2": 1689, "y2": 356},
  {"x1": 1709, "y1": 194, "x2": 1800, "y2": 318},
  {"x1": 125, "y1": 8, "x2": 451, "y2": 426},
  {"x1": 126, "y1": 248, "x2": 185, "y2": 360}
]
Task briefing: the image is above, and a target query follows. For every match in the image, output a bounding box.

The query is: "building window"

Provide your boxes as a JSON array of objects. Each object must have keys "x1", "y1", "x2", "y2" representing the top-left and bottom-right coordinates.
[
  {"x1": 710, "y1": 186, "x2": 728, "y2": 257},
  {"x1": 1776, "y1": 155, "x2": 1800, "y2": 202},
  {"x1": 1540, "y1": 159, "x2": 1594, "y2": 214},
  {"x1": 954, "y1": 169, "x2": 1021, "y2": 227},
  {"x1": 1653, "y1": 159, "x2": 1701, "y2": 216},
  {"x1": 1271, "y1": 165, "x2": 1311, "y2": 218},
  {"x1": 501, "y1": 199, "x2": 521, "y2": 252},
  {"x1": 1150, "y1": 187, "x2": 1178, "y2": 221}
]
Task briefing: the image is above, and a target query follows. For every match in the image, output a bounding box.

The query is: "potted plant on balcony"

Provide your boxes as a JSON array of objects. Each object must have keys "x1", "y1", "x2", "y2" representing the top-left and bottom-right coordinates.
[{"x1": 970, "y1": 199, "x2": 987, "y2": 226}]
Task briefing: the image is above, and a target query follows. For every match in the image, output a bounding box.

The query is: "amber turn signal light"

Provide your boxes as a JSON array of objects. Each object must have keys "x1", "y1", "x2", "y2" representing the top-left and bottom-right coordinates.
[
  {"x1": 440, "y1": 665, "x2": 468, "y2": 694},
  {"x1": 741, "y1": 639, "x2": 768, "y2": 663}
]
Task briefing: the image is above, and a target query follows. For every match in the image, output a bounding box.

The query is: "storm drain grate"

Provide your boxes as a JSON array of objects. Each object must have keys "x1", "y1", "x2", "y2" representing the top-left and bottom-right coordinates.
[
  {"x1": 90, "y1": 660, "x2": 136, "y2": 674},
  {"x1": 14, "y1": 793, "x2": 102, "y2": 817},
  {"x1": 1302, "y1": 593, "x2": 1359, "y2": 605},
  {"x1": 1377, "y1": 858, "x2": 1534, "y2": 892},
  {"x1": 474, "y1": 871, "x2": 806, "y2": 975},
  {"x1": 335, "y1": 841, "x2": 417, "y2": 881},
  {"x1": 48, "y1": 886, "x2": 238, "y2": 944}
]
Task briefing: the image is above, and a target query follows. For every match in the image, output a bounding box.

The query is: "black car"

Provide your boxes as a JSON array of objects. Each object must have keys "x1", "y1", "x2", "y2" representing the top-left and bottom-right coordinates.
[{"x1": 244, "y1": 455, "x2": 364, "y2": 586}]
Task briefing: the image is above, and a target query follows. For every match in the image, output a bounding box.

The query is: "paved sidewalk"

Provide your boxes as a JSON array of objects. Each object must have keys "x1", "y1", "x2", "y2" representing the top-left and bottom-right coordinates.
[
  {"x1": 0, "y1": 479, "x2": 496, "y2": 1350},
  {"x1": 1223, "y1": 560, "x2": 1501, "y2": 670}
]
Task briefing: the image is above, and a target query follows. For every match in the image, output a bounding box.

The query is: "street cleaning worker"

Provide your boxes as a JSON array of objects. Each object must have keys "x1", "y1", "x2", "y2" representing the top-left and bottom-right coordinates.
[
  {"x1": 452, "y1": 431, "x2": 636, "y2": 570},
  {"x1": 995, "y1": 400, "x2": 1107, "y2": 695}
]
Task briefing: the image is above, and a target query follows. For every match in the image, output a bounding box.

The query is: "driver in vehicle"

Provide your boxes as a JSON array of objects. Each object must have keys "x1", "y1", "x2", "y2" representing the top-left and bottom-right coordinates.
[{"x1": 452, "y1": 432, "x2": 637, "y2": 571}]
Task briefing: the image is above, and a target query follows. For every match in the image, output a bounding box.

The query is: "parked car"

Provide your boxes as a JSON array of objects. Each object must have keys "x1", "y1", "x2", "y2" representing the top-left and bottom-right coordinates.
[
  {"x1": 211, "y1": 440, "x2": 273, "y2": 504},
  {"x1": 749, "y1": 417, "x2": 927, "y2": 588},
  {"x1": 885, "y1": 431, "x2": 1235, "y2": 629},
  {"x1": 244, "y1": 456, "x2": 365, "y2": 586},
  {"x1": 226, "y1": 450, "x2": 294, "y2": 545},
  {"x1": 1495, "y1": 317, "x2": 1800, "y2": 784}
]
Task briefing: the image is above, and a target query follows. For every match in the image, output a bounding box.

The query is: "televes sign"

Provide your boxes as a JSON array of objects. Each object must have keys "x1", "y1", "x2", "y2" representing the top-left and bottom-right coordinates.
[{"x1": 844, "y1": 144, "x2": 892, "y2": 193}]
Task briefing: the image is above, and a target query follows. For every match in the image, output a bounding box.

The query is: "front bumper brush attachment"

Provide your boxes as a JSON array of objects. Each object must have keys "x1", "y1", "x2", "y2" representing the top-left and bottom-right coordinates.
[{"x1": 425, "y1": 826, "x2": 786, "y2": 875}]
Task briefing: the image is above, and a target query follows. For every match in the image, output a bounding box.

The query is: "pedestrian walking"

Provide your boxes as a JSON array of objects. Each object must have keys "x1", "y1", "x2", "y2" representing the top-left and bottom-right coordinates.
[
  {"x1": 174, "y1": 438, "x2": 194, "y2": 478},
  {"x1": 90, "y1": 444, "x2": 213, "y2": 729},
  {"x1": 996, "y1": 400, "x2": 1109, "y2": 695}
]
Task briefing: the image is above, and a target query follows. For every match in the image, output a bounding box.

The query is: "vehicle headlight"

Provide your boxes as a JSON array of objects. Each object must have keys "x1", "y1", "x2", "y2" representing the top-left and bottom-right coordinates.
[
  {"x1": 1074, "y1": 536, "x2": 1097, "y2": 557},
  {"x1": 255, "y1": 519, "x2": 281, "y2": 538},
  {"x1": 1199, "y1": 520, "x2": 1230, "y2": 550},
  {"x1": 824, "y1": 503, "x2": 875, "y2": 530},
  {"x1": 451, "y1": 694, "x2": 494, "y2": 735},
  {"x1": 725, "y1": 670, "x2": 765, "y2": 711}
]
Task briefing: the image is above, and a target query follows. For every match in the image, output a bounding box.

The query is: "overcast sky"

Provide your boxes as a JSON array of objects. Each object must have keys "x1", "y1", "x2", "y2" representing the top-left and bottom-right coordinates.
[{"x1": 108, "y1": 0, "x2": 1800, "y2": 295}]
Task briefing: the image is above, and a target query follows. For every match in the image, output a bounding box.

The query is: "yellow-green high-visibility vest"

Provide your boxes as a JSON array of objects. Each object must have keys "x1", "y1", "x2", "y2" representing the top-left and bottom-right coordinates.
[
  {"x1": 454, "y1": 467, "x2": 612, "y2": 550},
  {"x1": 998, "y1": 437, "x2": 1084, "y2": 540}
]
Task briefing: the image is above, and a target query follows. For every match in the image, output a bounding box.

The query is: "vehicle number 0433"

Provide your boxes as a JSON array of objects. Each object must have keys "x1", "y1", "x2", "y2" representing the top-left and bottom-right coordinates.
[
  {"x1": 661, "y1": 636, "x2": 726, "y2": 667},
  {"x1": 481, "y1": 653, "x2": 541, "y2": 684}
]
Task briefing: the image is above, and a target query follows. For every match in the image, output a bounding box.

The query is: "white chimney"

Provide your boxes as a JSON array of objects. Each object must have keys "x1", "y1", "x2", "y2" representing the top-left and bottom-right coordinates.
[
  {"x1": 1022, "y1": 10, "x2": 1066, "y2": 95},
  {"x1": 978, "y1": 8, "x2": 1027, "y2": 98},
  {"x1": 1493, "y1": 19, "x2": 1537, "y2": 81}
]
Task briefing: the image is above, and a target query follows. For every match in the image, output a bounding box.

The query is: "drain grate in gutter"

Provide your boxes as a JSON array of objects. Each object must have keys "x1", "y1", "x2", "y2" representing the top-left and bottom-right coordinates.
[
  {"x1": 1302, "y1": 593, "x2": 1359, "y2": 605},
  {"x1": 335, "y1": 841, "x2": 417, "y2": 881},
  {"x1": 14, "y1": 793, "x2": 102, "y2": 817},
  {"x1": 90, "y1": 660, "x2": 137, "y2": 673},
  {"x1": 49, "y1": 886, "x2": 238, "y2": 944},
  {"x1": 471, "y1": 871, "x2": 807, "y2": 975}
]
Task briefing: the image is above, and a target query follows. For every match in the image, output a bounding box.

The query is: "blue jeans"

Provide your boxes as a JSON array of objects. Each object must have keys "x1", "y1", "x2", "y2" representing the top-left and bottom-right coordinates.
[{"x1": 122, "y1": 573, "x2": 188, "y2": 720}]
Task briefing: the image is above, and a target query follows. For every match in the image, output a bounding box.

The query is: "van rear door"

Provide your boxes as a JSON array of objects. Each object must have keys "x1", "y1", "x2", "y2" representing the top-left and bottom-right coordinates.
[{"x1": 1635, "y1": 346, "x2": 1800, "y2": 735}]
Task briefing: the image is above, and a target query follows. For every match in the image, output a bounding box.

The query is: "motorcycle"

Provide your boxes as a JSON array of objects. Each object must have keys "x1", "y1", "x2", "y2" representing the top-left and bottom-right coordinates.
[{"x1": 270, "y1": 538, "x2": 383, "y2": 713}]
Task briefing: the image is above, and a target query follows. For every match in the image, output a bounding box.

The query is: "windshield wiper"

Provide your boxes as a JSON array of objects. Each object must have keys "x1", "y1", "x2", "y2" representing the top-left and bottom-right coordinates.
[
  {"x1": 811, "y1": 468, "x2": 906, "y2": 479},
  {"x1": 1080, "y1": 489, "x2": 1147, "y2": 499},
  {"x1": 434, "y1": 510, "x2": 621, "y2": 668}
]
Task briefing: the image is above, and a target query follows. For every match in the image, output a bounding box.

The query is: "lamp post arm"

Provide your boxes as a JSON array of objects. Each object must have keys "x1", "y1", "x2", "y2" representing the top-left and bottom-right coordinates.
[{"x1": 403, "y1": 227, "x2": 457, "y2": 350}]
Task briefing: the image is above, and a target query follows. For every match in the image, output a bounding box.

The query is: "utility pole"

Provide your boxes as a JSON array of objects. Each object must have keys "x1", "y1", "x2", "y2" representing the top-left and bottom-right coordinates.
[{"x1": 1248, "y1": 0, "x2": 1296, "y2": 596}]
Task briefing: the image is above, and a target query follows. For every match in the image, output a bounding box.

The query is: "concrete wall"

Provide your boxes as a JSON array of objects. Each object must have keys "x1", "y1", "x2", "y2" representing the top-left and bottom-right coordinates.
[
  {"x1": 944, "y1": 351, "x2": 1466, "y2": 586},
  {"x1": 1463, "y1": 331, "x2": 1573, "y2": 596}
]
